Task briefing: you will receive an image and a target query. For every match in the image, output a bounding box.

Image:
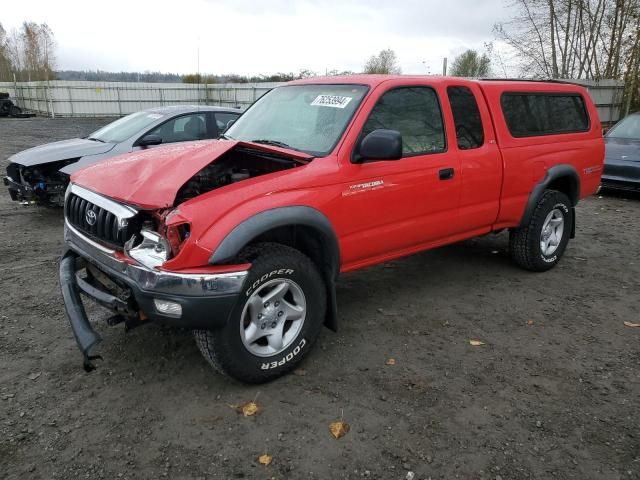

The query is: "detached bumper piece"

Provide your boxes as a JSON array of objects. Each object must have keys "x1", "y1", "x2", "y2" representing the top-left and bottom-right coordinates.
[
  {"x1": 59, "y1": 253, "x2": 103, "y2": 371},
  {"x1": 59, "y1": 222, "x2": 249, "y2": 372}
]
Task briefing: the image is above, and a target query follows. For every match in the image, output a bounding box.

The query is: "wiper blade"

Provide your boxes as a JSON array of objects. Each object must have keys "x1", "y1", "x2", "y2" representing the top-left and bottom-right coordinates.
[
  {"x1": 87, "y1": 137, "x2": 105, "y2": 143},
  {"x1": 250, "y1": 139, "x2": 294, "y2": 149}
]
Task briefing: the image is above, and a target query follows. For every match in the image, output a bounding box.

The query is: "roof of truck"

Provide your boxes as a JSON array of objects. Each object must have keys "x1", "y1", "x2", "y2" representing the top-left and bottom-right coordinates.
[{"x1": 288, "y1": 75, "x2": 587, "y2": 91}]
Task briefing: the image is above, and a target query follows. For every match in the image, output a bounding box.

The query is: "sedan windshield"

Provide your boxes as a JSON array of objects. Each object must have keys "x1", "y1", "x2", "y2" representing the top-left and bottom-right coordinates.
[
  {"x1": 88, "y1": 111, "x2": 166, "y2": 143},
  {"x1": 607, "y1": 114, "x2": 640, "y2": 140},
  {"x1": 224, "y1": 84, "x2": 368, "y2": 156}
]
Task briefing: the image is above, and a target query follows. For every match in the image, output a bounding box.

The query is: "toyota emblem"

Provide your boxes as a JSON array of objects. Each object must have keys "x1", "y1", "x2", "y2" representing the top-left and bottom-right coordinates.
[{"x1": 85, "y1": 209, "x2": 97, "y2": 226}]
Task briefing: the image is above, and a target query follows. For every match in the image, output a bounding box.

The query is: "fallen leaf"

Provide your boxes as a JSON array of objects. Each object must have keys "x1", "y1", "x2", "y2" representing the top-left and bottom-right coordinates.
[
  {"x1": 258, "y1": 453, "x2": 272, "y2": 466},
  {"x1": 27, "y1": 372, "x2": 41, "y2": 380},
  {"x1": 240, "y1": 401, "x2": 260, "y2": 417},
  {"x1": 527, "y1": 320, "x2": 534, "y2": 326},
  {"x1": 385, "y1": 358, "x2": 396, "y2": 366},
  {"x1": 329, "y1": 420, "x2": 350, "y2": 439},
  {"x1": 293, "y1": 368, "x2": 307, "y2": 376},
  {"x1": 469, "y1": 339, "x2": 486, "y2": 346},
  {"x1": 623, "y1": 321, "x2": 640, "y2": 328}
]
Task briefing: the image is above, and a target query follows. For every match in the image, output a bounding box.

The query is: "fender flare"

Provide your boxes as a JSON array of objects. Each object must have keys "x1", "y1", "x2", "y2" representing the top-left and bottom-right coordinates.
[
  {"x1": 520, "y1": 164, "x2": 580, "y2": 227},
  {"x1": 209, "y1": 206, "x2": 341, "y2": 330}
]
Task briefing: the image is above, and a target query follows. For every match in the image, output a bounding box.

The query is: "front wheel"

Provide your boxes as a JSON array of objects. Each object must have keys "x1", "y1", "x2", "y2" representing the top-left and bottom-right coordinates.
[
  {"x1": 194, "y1": 243, "x2": 326, "y2": 383},
  {"x1": 509, "y1": 190, "x2": 573, "y2": 272}
]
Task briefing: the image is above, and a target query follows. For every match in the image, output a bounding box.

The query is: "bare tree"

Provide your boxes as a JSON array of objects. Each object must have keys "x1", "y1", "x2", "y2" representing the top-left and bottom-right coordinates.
[
  {"x1": 494, "y1": 0, "x2": 640, "y2": 80},
  {"x1": 622, "y1": 11, "x2": 640, "y2": 113},
  {"x1": 450, "y1": 49, "x2": 491, "y2": 77},
  {"x1": 19, "y1": 22, "x2": 55, "y2": 81},
  {"x1": 0, "y1": 23, "x2": 15, "y2": 81},
  {"x1": 364, "y1": 49, "x2": 401, "y2": 74}
]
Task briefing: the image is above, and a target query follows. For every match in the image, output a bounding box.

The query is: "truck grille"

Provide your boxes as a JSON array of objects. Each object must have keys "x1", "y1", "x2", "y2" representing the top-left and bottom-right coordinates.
[{"x1": 65, "y1": 192, "x2": 138, "y2": 248}]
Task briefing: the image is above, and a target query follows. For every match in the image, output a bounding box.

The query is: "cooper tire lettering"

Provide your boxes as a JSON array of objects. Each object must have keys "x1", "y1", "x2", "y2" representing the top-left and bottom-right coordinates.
[
  {"x1": 245, "y1": 269, "x2": 295, "y2": 296},
  {"x1": 258, "y1": 338, "x2": 307, "y2": 370}
]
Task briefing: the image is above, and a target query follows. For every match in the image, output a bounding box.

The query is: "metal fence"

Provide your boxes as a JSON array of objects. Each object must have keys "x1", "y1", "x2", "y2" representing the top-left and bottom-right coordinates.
[
  {"x1": 567, "y1": 79, "x2": 625, "y2": 124},
  {"x1": 0, "y1": 80, "x2": 283, "y2": 117},
  {"x1": 0, "y1": 78, "x2": 626, "y2": 122}
]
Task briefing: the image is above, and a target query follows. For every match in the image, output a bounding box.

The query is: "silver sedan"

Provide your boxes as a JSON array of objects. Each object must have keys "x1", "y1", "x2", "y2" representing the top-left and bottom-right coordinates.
[{"x1": 4, "y1": 105, "x2": 241, "y2": 206}]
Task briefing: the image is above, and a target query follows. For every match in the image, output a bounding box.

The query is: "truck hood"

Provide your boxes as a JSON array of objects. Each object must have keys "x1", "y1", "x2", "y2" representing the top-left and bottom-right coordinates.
[
  {"x1": 605, "y1": 137, "x2": 640, "y2": 163},
  {"x1": 70, "y1": 140, "x2": 313, "y2": 210},
  {"x1": 9, "y1": 138, "x2": 116, "y2": 167}
]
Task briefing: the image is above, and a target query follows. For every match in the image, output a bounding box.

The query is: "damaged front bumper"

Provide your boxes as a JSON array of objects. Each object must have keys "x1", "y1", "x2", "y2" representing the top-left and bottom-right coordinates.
[
  {"x1": 4, "y1": 175, "x2": 33, "y2": 202},
  {"x1": 4, "y1": 174, "x2": 67, "y2": 206},
  {"x1": 60, "y1": 221, "x2": 248, "y2": 371},
  {"x1": 4, "y1": 161, "x2": 69, "y2": 206}
]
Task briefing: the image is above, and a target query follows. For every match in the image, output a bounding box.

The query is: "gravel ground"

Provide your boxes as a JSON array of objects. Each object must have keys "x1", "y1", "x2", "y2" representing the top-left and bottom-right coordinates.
[{"x1": 0, "y1": 117, "x2": 638, "y2": 480}]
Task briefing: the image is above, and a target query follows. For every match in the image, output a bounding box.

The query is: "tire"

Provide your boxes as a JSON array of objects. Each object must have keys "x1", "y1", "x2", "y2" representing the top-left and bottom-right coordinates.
[
  {"x1": 509, "y1": 190, "x2": 573, "y2": 272},
  {"x1": 194, "y1": 242, "x2": 326, "y2": 383}
]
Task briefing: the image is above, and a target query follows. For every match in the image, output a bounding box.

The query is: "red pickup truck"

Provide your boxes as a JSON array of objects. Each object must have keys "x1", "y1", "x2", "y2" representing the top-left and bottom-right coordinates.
[{"x1": 60, "y1": 75, "x2": 604, "y2": 382}]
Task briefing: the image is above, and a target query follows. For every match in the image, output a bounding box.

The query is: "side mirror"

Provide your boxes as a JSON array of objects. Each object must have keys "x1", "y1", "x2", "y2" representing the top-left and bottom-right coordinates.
[
  {"x1": 138, "y1": 134, "x2": 162, "y2": 147},
  {"x1": 354, "y1": 129, "x2": 402, "y2": 163}
]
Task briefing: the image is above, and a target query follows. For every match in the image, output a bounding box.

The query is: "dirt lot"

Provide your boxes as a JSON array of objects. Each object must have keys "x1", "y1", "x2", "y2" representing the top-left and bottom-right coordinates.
[{"x1": 0, "y1": 117, "x2": 638, "y2": 480}]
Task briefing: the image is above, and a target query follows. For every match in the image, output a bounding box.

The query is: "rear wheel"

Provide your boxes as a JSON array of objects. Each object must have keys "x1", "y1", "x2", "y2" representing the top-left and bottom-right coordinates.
[
  {"x1": 509, "y1": 190, "x2": 573, "y2": 272},
  {"x1": 194, "y1": 243, "x2": 326, "y2": 383}
]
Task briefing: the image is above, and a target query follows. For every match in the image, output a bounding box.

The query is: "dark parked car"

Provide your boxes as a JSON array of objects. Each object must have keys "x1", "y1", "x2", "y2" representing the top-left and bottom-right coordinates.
[
  {"x1": 4, "y1": 105, "x2": 241, "y2": 206},
  {"x1": 0, "y1": 92, "x2": 22, "y2": 117},
  {"x1": 601, "y1": 112, "x2": 640, "y2": 192}
]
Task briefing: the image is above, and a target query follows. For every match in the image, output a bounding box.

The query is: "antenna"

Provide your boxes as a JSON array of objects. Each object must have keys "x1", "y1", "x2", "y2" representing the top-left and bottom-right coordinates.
[{"x1": 197, "y1": 35, "x2": 200, "y2": 109}]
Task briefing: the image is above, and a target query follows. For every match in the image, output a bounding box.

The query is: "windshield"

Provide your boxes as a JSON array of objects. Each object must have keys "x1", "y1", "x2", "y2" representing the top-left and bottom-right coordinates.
[
  {"x1": 607, "y1": 114, "x2": 640, "y2": 140},
  {"x1": 89, "y1": 111, "x2": 166, "y2": 143},
  {"x1": 224, "y1": 84, "x2": 368, "y2": 156}
]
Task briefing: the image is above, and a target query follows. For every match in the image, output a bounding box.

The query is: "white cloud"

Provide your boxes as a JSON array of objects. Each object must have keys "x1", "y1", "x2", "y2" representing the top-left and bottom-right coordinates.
[{"x1": 2, "y1": 0, "x2": 509, "y2": 75}]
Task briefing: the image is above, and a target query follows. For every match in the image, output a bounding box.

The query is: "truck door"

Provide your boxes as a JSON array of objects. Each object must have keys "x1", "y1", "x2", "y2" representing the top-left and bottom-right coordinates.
[
  {"x1": 446, "y1": 85, "x2": 502, "y2": 234},
  {"x1": 335, "y1": 84, "x2": 461, "y2": 268}
]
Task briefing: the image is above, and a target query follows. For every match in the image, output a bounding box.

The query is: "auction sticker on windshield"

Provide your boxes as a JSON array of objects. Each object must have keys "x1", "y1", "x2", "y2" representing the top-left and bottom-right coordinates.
[{"x1": 311, "y1": 95, "x2": 353, "y2": 108}]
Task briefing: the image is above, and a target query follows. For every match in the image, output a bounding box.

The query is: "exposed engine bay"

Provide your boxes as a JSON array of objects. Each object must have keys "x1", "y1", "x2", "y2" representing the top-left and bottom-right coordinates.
[{"x1": 175, "y1": 146, "x2": 306, "y2": 205}]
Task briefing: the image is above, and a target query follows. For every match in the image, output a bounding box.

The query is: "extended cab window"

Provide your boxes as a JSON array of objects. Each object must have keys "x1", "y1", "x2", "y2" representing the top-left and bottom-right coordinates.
[
  {"x1": 360, "y1": 87, "x2": 445, "y2": 156},
  {"x1": 447, "y1": 86, "x2": 484, "y2": 149},
  {"x1": 501, "y1": 93, "x2": 589, "y2": 137}
]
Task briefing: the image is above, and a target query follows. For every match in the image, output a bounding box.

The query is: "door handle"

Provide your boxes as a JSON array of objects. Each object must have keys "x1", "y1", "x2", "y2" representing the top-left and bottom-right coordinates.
[{"x1": 439, "y1": 167, "x2": 454, "y2": 180}]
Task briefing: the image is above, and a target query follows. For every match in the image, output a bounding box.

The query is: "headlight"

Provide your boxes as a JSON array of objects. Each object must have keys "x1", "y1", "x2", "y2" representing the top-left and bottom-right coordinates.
[{"x1": 128, "y1": 229, "x2": 171, "y2": 269}]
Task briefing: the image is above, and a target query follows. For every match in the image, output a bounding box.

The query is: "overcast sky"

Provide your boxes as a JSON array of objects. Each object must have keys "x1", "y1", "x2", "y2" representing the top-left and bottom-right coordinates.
[{"x1": 3, "y1": 0, "x2": 511, "y2": 76}]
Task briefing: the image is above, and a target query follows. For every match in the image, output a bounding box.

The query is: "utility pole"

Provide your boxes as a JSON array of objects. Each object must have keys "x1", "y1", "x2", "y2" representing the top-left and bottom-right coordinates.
[
  {"x1": 442, "y1": 57, "x2": 448, "y2": 76},
  {"x1": 197, "y1": 36, "x2": 201, "y2": 107},
  {"x1": 44, "y1": 35, "x2": 54, "y2": 118}
]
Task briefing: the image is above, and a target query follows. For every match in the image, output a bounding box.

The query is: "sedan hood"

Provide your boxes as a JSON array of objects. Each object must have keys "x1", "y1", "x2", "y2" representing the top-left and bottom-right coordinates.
[
  {"x1": 605, "y1": 137, "x2": 640, "y2": 163},
  {"x1": 71, "y1": 140, "x2": 312, "y2": 210},
  {"x1": 9, "y1": 138, "x2": 116, "y2": 167}
]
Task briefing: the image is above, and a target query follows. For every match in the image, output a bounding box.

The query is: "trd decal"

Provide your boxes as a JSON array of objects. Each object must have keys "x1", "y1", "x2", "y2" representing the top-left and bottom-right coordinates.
[{"x1": 584, "y1": 165, "x2": 602, "y2": 174}]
